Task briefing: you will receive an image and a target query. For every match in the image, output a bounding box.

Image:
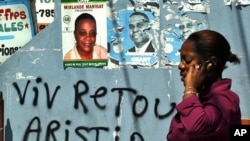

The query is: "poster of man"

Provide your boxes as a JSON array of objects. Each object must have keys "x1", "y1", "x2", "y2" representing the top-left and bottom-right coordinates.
[
  {"x1": 61, "y1": 0, "x2": 108, "y2": 68},
  {"x1": 107, "y1": 1, "x2": 159, "y2": 68},
  {"x1": 127, "y1": 12, "x2": 155, "y2": 53}
]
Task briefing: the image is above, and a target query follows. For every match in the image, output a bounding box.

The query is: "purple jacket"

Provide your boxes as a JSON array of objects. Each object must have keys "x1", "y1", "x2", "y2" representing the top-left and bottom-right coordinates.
[{"x1": 167, "y1": 79, "x2": 241, "y2": 141}]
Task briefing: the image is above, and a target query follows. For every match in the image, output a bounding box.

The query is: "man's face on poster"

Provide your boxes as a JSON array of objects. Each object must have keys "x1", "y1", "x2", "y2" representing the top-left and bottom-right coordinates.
[{"x1": 129, "y1": 14, "x2": 150, "y2": 47}]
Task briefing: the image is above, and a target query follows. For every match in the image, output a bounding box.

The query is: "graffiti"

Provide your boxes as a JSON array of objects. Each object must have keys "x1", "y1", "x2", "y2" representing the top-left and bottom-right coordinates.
[
  {"x1": 111, "y1": 88, "x2": 137, "y2": 117},
  {"x1": 12, "y1": 77, "x2": 175, "y2": 118},
  {"x1": 10, "y1": 77, "x2": 176, "y2": 141},
  {"x1": 22, "y1": 116, "x2": 110, "y2": 141},
  {"x1": 155, "y1": 99, "x2": 176, "y2": 119},
  {"x1": 12, "y1": 77, "x2": 61, "y2": 108},
  {"x1": 21, "y1": 116, "x2": 149, "y2": 141}
]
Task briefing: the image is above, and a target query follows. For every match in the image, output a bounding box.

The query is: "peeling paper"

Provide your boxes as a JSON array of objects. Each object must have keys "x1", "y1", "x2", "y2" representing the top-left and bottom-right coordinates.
[
  {"x1": 167, "y1": 93, "x2": 171, "y2": 101},
  {"x1": 161, "y1": 1, "x2": 208, "y2": 66},
  {"x1": 178, "y1": 0, "x2": 210, "y2": 15},
  {"x1": 25, "y1": 46, "x2": 47, "y2": 52},
  {"x1": 236, "y1": 0, "x2": 250, "y2": 5},
  {"x1": 224, "y1": 0, "x2": 232, "y2": 5},
  {"x1": 224, "y1": 0, "x2": 250, "y2": 6},
  {"x1": 52, "y1": 48, "x2": 62, "y2": 52},
  {"x1": 31, "y1": 58, "x2": 40, "y2": 64},
  {"x1": 16, "y1": 72, "x2": 36, "y2": 80},
  {"x1": 188, "y1": 0, "x2": 203, "y2": 4}
]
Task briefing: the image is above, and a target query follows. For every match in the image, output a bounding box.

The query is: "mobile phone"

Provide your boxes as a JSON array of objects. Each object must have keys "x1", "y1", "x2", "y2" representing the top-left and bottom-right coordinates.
[
  {"x1": 204, "y1": 60, "x2": 211, "y2": 64},
  {"x1": 195, "y1": 60, "x2": 211, "y2": 69}
]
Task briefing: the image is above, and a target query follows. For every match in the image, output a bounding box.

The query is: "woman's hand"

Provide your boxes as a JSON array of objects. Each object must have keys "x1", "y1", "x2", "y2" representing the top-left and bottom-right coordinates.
[{"x1": 184, "y1": 62, "x2": 208, "y2": 91}]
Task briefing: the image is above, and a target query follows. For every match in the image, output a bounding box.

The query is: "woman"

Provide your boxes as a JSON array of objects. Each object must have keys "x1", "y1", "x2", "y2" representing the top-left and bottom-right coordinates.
[
  {"x1": 167, "y1": 30, "x2": 241, "y2": 141},
  {"x1": 64, "y1": 13, "x2": 107, "y2": 60}
]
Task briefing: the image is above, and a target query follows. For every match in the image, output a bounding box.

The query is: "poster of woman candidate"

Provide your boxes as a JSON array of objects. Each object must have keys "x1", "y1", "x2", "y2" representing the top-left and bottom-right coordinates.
[
  {"x1": 107, "y1": 0, "x2": 160, "y2": 68},
  {"x1": 61, "y1": 0, "x2": 108, "y2": 68}
]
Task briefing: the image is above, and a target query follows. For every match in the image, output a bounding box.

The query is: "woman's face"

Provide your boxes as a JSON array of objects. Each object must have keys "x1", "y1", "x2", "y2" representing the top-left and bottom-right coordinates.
[
  {"x1": 74, "y1": 19, "x2": 96, "y2": 53},
  {"x1": 178, "y1": 40, "x2": 201, "y2": 82}
]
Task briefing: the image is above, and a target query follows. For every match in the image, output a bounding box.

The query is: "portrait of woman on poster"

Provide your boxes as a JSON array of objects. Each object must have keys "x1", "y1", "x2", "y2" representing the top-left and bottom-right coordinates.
[
  {"x1": 167, "y1": 30, "x2": 241, "y2": 141},
  {"x1": 64, "y1": 13, "x2": 107, "y2": 60}
]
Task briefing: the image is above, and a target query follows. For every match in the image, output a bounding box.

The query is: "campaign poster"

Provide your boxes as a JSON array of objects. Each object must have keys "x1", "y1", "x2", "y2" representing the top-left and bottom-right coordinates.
[
  {"x1": 61, "y1": 0, "x2": 108, "y2": 68},
  {"x1": 159, "y1": 0, "x2": 209, "y2": 66},
  {"x1": 107, "y1": 1, "x2": 160, "y2": 68},
  {"x1": 0, "y1": 0, "x2": 35, "y2": 64},
  {"x1": 36, "y1": 0, "x2": 55, "y2": 32}
]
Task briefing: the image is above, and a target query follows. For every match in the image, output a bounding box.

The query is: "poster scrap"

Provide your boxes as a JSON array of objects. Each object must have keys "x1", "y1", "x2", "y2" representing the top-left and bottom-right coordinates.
[
  {"x1": 225, "y1": 0, "x2": 250, "y2": 6},
  {"x1": 61, "y1": 0, "x2": 108, "y2": 68},
  {"x1": 236, "y1": 0, "x2": 250, "y2": 5},
  {"x1": 160, "y1": 0, "x2": 208, "y2": 65},
  {"x1": 36, "y1": 0, "x2": 55, "y2": 32},
  {"x1": 0, "y1": 0, "x2": 35, "y2": 64}
]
